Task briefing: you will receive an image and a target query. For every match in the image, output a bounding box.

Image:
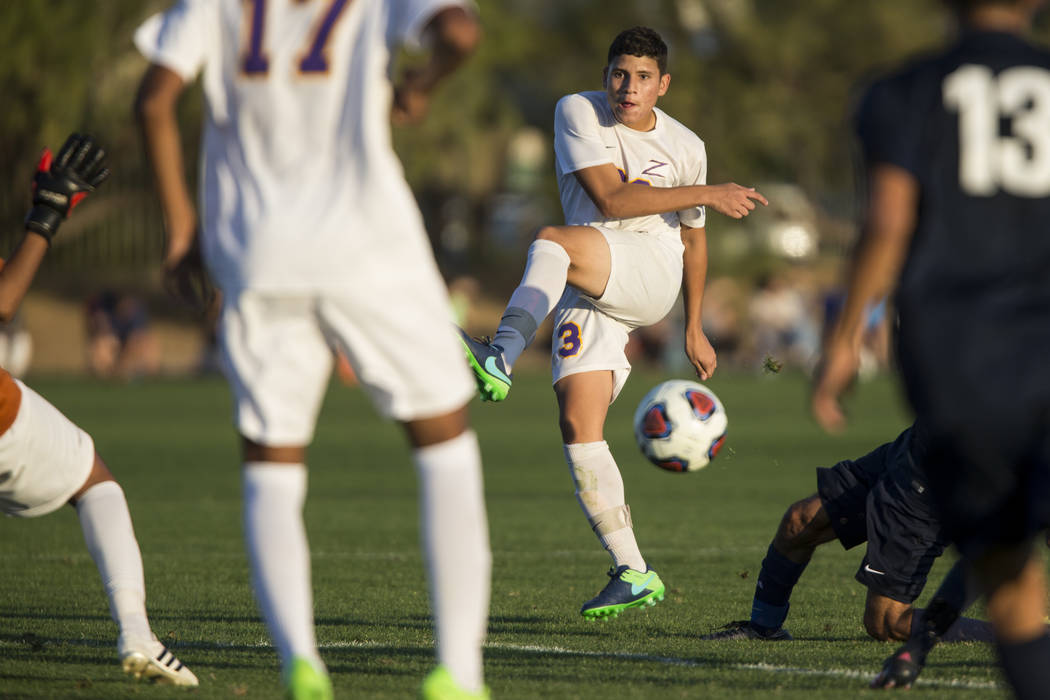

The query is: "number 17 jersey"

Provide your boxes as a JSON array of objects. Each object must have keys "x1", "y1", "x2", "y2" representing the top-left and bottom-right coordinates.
[{"x1": 135, "y1": 0, "x2": 472, "y2": 294}]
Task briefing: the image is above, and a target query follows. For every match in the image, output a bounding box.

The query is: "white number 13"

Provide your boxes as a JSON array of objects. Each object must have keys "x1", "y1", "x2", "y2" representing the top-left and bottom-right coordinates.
[{"x1": 943, "y1": 64, "x2": 1050, "y2": 197}]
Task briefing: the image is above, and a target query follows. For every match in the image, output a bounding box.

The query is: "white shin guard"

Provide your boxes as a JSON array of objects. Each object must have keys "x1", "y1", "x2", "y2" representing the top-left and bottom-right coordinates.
[{"x1": 564, "y1": 441, "x2": 646, "y2": 572}]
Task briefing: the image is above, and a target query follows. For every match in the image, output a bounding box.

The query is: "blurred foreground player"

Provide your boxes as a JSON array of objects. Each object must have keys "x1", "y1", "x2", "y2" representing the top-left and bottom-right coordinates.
[
  {"x1": 135, "y1": 1, "x2": 491, "y2": 698},
  {"x1": 813, "y1": 0, "x2": 1050, "y2": 694},
  {"x1": 1, "y1": 133, "x2": 197, "y2": 686}
]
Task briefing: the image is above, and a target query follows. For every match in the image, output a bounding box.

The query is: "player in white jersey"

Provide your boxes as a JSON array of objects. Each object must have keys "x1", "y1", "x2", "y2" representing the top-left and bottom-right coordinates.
[
  {"x1": 2, "y1": 133, "x2": 197, "y2": 687},
  {"x1": 134, "y1": 2, "x2": 491, "y2": 698},
  {"x1": 460, "y1": 27, "x2": 766, "y2": 620}
]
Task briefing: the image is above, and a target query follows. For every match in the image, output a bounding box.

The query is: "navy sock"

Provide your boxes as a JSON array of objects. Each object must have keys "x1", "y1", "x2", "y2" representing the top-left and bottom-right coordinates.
[
  {"x1": 750, "y1": 543, "x2": 807, "y2": 632},
  {"x1": 997, "y1": 633, "x2": 1050, "y2": 700}
]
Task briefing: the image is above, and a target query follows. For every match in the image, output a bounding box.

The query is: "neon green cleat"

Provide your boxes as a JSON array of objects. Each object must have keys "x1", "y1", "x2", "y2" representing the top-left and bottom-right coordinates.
[
  {"x1": 580, "y1": 566, "x2": 665, "y2": 620},
  {"x1": 284, "y1": 657, "x2": 333, "y2": 700},
  {"x1": 457, "y1": 328, "x2": 512, "y2": 402},
  {"x1": 420, "y1": 665, "x2": 491, "y2": 700}
]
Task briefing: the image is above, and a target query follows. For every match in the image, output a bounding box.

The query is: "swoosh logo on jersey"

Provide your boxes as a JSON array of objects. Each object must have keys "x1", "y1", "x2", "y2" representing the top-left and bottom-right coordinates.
[
  {"x1": 642, "y1": 160, "x2": 668, "y2": 177},
  {"x1": 484, "y1": 356, "x2": 511, "y2": 385},
  {"x1": 631, "y1": 573, "x2": 656, "y2": 595},
  {"x1": 864, "y1": 564, "x2": 885, "y2": 576}
]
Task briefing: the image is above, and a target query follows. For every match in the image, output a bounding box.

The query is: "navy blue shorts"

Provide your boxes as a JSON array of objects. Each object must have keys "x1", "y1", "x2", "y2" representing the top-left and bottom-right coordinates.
[
  {"x1": 898, "y1": 314, "x2": 1050, "y2": 558},
  {"x1": 817, "y1": 427, "x2": 949, "y2": 604}
]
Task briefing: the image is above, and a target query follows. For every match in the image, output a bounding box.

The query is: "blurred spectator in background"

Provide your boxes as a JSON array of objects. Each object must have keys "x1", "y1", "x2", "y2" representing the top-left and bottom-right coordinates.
[
  {"x1": 822, "y1": 291, "x2": 891, "y2": 380},
  {"x1": 85, "y1": 290, "x2": 160, "y2": 379},
  {"x1": 747, "y1": 271, "x2": 819, "y2": 371},
  {"x1": 657, "y1": 278, "x2": 746, "y2": 374},
  {"x1": 448, "y1": 275, "x2": 481, "y2": 327},
  {"x1": 700, "y1": 276, "x2": 745, "y2": 364},
  {"x1": 0, "y1": 312, "x2": 33, "y2": 378},
  {"x1": 0, "y1": 258, "x2": 33, "y2": 377},
  {"x1": 625, "y1": 318, "x2": 673, "y2": 370}
]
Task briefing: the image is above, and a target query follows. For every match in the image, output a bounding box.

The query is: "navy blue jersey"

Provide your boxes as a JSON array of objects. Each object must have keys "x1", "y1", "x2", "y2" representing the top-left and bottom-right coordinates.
[
  {"x1": 856, "y1": 31, "x2": 1050, "y2": 554},
  {"x1": 857, "y1": 31, "x2": 1050, "y2": 334}
]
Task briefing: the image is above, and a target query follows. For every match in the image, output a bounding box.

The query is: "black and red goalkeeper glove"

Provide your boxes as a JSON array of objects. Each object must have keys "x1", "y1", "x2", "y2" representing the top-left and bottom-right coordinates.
[{"x1": 25, "y1": 133, "x2": 110, "y2": 242}]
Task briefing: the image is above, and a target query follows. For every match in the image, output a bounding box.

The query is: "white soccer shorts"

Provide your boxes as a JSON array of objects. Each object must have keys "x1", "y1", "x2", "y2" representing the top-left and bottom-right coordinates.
[
  {"x1": 219, "y1": 283, "x2": 475, "y2": 447},
  {"x1": 551, "y1": 227, "x2": 683, "y2": 402},
  {"x1": 0, "y1": 381, "x2": 95, "y2": 518}
]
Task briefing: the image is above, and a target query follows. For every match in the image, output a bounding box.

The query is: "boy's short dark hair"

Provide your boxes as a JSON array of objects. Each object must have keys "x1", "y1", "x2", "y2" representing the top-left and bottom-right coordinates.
[{"x1": 607, "y1": 27, "x2": 668, "y2": 74}]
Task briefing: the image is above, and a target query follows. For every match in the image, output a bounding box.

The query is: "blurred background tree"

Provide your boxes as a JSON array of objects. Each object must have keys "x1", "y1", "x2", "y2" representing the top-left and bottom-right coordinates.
[{"x1": 0, "y1": 0, "x2": 1044, "y2": 303}]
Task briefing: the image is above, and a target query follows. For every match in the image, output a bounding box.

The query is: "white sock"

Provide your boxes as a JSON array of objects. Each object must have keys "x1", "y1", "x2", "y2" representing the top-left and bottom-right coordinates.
[
  {"x1": 493, "y1": 239, "x2": 571, "y2": 368},
  {"x1": 243, "y1": 463, "x2": 322, "y2": 672},
  {"x1": 76, "y1": 480, "x2": 153, "y2": 645},
  {"x1": 564, "y1": 442, "x2": 646, "y2": 571},
  {"x1": 414, "y1": 430, "x2": 490, "y2": 694}
]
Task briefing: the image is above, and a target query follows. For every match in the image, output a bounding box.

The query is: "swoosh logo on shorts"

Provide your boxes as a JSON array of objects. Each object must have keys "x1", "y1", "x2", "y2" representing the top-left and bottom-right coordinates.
[
  {"x1": 484, "y1": 356, "x2": 511, "y2": 385},
  {"x1": 631, "y1": 573, "x2": 656, "y2": 595},
  {"x1": 864, "y1": 564, "x2": 885, "y2": 576}
]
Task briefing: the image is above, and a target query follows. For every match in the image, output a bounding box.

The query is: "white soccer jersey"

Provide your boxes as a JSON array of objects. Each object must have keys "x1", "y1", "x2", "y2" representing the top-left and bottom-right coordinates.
[
  {"x1": 135, "y1": 0, "x2": 471, "y2": 293},
  {"x1": 553, "y1": 91, "x2": 708, "y2": 251}
]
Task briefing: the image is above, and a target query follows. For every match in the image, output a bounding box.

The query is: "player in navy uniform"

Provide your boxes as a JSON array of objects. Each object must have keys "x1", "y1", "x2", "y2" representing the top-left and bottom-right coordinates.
[
  {"x1": 813, "y1": 0, "x2": 1050, "y2": 694},
  {"x1": 702, "y1": 423, "x2": 992, "y2": 645}
]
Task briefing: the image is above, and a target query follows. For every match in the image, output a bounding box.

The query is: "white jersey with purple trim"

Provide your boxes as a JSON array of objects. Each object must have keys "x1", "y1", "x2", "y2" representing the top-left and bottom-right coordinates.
[
  {"x1": 553, "y1": 90, "x2": 708, "y2": 253},
  {"x1": 134, "y1": 0, "x2": 472, "y2": 293}
]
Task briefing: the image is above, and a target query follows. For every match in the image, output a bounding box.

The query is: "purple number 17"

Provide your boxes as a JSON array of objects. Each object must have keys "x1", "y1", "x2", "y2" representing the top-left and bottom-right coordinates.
[{"x1": 241, "y1": 0, "x2": 350, "y2": 76}]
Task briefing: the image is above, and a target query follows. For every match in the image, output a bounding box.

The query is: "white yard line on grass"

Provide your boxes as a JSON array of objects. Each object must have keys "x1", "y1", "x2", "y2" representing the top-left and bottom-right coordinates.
[
  {"x1": 0, "y1": 635, "x2": 999, "y2": 691},
  {"x1": 308, "y1": 639, "x2": 998, "y2": 692},
  {"x1": 484, "y1": 642, "x2": 1001, "y2": 692}
]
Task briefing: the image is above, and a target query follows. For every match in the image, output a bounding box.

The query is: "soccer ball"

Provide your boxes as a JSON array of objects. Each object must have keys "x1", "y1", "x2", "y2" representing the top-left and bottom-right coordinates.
[{"x1": 633, "y1": 379, "x2": 727, "y2": 473}]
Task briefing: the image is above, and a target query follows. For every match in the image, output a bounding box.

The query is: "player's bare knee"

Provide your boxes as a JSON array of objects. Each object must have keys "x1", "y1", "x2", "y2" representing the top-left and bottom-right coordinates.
[
  {"x1": 863, "y1": 603, "x2": 910, "y2": 641},
  {"x1": 558, "y1": 414, "x2": 584, "y2": 444},
  {"x1": 533, "y1": 225, "x2": 563, "y2": 243},
  {"x1": 863, "y1": 609, "x2": 894, "y2": 641},
  {"x1": 404, "y1": 406, "x2": 470, "y2": 448},
  {"x1": 776, "y1": 497, "x2": 819, "y2": 547},
  {"x1": 69, "y1": 454, "x2": 117, "y2": 504},
  {"x1": 886, "y1": 612, "x2": 913, "y2": 641},
  {"x1": 241, "y1": 438, "x2": 307, "y2": 464}
]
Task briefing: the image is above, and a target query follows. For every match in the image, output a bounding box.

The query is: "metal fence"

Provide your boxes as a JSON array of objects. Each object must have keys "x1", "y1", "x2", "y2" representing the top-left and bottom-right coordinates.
[{"x1": 1, "y1": 153, "x2": 168, "y2": 291}]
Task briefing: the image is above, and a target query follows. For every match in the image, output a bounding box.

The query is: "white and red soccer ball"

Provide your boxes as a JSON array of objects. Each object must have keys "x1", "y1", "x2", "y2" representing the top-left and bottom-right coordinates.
[{"x1": 633, "y1": 380, "x2": 727, "y2": 473}]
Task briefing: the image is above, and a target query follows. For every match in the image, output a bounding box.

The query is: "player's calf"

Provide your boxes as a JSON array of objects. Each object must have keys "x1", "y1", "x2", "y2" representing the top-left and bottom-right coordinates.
[{"x1": 772, "y1": 494, "x2": 835, "y2": 556}]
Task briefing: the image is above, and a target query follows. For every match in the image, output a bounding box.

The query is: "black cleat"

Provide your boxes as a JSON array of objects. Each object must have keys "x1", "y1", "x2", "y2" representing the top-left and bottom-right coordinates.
[
  {"x1": 871, "y1": 643, "x2": 926, "y2": 689},
  {"x1": 699, "y1": 620, "x2": 793, "y2": 641}
]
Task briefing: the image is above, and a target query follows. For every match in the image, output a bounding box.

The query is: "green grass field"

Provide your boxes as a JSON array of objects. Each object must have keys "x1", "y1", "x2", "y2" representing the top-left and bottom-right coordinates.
[{"x1": 0, "y1": 370, "x2": 1009, "y2": 698}]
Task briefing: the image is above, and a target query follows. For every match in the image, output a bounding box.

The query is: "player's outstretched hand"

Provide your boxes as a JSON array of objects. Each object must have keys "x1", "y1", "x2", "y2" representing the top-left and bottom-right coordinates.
[
  {"x1": 25, "y1": 133, "x2": 110, "y2": 242},
  {"x1": 706, "y1": 183, "x2": 768, "y2": 219}
]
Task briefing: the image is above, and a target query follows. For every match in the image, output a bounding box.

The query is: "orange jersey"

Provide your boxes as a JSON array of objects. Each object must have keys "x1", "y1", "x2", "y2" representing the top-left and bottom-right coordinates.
[{"x1": 0, "y1": 368, "x2": 22, "y2": 435}]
